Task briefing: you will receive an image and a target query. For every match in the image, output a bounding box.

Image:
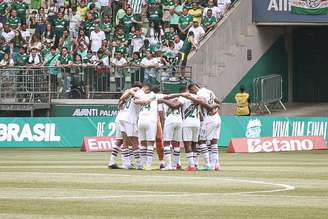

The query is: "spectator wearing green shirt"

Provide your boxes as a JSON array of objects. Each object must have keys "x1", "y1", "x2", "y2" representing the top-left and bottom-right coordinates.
[
  {"x1": 177, "y1": 31, "x2": 197, "y2": 77},
  {"x1": 178, "y1": 7, "x2": 192, "y2": 39},
  {"x1": 7, "y1": 10, "x2": 21, "y2": 30},
  {"x1": 147, "y1": 3, "x2": 163, "y2": 41},
  {"x1": 57, "y1": 47, "x2": 73, "y2": 92},
  {"x1": 15, "y1": 46, "x2": 28, "y2": 66},
  {"x1": 100, "y1": 15, "x2": 113, "y2": 40},
  {"x1": 59, "y1": 29, "x2": 73, "y2": 51},
  {"x1": 11, "y1": 0, "x2": 29, "y2": 23},
  {"x1": 83, "y1": 12, "x2": 95, "y2": 37},
  {"x1": 202, "y1": 9, "x2": 217, "y2": 33},
  {"x1": 130, "y1": 51, "x2": 142, "y2": 84},
  {"x1": 169, "y1": 0, "x2": 182, "y2": 30},
  {"x1": 53, "y1": 12, "x2": 67, "y2": 47},
  {"x1": 120, "y1": 7, "x2": 134, "y2": 35},
  {"x1": 43, "y1": 46, "x2": 60, "y2": 76}
]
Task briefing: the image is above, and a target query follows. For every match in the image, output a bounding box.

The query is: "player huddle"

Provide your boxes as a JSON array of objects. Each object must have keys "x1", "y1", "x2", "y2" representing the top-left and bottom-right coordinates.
[{"x1": 108, "y1": 82, "x2": 221, "y2": 171}]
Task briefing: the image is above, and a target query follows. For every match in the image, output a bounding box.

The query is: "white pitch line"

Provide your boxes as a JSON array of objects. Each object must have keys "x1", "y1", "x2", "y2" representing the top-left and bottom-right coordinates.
[{"x1": 0, "y1": 171, "x2": 297, "y2": 200}]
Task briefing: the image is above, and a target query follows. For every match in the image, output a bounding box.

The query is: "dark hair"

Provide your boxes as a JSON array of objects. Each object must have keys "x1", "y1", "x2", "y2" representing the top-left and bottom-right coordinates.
[
  {"x1": 240, "y1": 85, "x2": 245, "y2": 92},
  {"x1": 187, "y1": 83, "x2": 197, "y2": 90},
  {"x1": 179, "y1": 86, "x2": 187, "y2": 93},
  {"x1": 132, "y1": 82, "x2": 143, "y2": 88},
  {"x1": 50, "y1": 46, "x2": 57, "y2": 50},
  {"x1": 151, "y1": 85, "x2": 160, "y2": 94},
  {"x1": 142, "y1": 82, "x2": 152, "y2": 89}
]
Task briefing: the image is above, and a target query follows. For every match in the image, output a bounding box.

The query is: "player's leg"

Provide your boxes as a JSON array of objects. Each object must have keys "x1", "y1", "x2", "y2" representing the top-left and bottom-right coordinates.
[
  {"x1": 144, "y1": 122, "x2": 157, "y2": 170},
  {"x1": 162, "y1": 123, "x2": 173, "y2": 170},
  {"x1": 108, "y1": 122, "x2": 123, "y2": 168},
  {"x1": 183, "y1": 127, "x2": 196, "y2": 171},
  {"x1": 198, "y1": 123, "x2": 211, "y2": 170},
  {"x1": 138, "y1": 122, "x2": 148, "y2": 168},
  {"x1": 121, "y1": 132, "x2": 132, "y2": 169},
  {"x1": 130, "y1": 136, "x2": 142, "y2": 169},
  {"x1": 208, "y1": 121, "x2": 221, "y2": 171},
  {"x1": 191, "y1": 127, "x2": 202, "y2": 170},
  {"x1": 155, "y1": 117, "x2": 165, "y2": 169},
  {"x1": 172, "y1": 124, "x2": 182, "y2": 170}
]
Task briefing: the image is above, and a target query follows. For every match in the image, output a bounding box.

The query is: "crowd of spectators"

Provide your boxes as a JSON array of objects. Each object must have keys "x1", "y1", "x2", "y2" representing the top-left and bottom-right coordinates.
[{"x1": 0, "y1": 0, "x2": 231, "y2": 90}]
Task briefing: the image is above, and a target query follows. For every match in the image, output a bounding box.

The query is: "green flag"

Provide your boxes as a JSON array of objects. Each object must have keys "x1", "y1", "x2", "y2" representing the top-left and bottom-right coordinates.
[{"x1": 291, "y1": 0, "x2": 328, "y2": 15}]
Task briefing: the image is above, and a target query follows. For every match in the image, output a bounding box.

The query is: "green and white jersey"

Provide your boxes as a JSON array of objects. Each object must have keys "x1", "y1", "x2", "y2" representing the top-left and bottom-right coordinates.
[
  {"x1": 202, "y1": 15, "x2": 216, "y2": 29},
  {"x1": 138, "y1": 92, "x2": 158, "y2": 123},
  {"x1": 178, "y1": 14, "x2": 192, "y2": 29},
  {"x1": 179, "y1": 95, "x2": 200, "y2": 128},
  {"x1": 147, "y1": 6, "x2": 163, "y2": 22},
  {"x1": 11, "y1": 2, "x2": 29, "y2": 20},
  {"x1": 16, "y1": 53, "x2": 28, "y2": 66},
  {"x1": 53, "y1": 18, "x2": 66, "y2": 36},
  {"x1": 120, "y1": 14, "x2": 133, "y2": 33},
  {"x1": 6, "y1": 16, "x2": 20, "y2": 29},
  {"x1": 58, "y1": 54, "x2": 73, "y2": 65},
  {"x1": 179, "y1": 35, "x2": 193, "y2": 54},
  {"x1": 128, "y1": 0, "x2": 144, "y2": 14},
  {"x1": 0, "y1": 2, "x2": 8, "y2": 15},
  {"x1": 163, "y1": 101, "x2": 182, "y2": 125}
]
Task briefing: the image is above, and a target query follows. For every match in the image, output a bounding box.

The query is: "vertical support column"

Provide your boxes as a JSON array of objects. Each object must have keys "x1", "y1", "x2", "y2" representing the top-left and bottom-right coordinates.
[{"x1": 286, "y1": 26, "x2": 294, "y2": 103}]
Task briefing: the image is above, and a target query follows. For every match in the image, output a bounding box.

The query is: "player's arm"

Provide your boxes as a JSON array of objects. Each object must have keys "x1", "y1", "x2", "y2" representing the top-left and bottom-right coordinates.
[
  {"x1": 182, "y1": 93, "x2": 214, "y2": 111},
  {"x1": 158, "y1": 99, "x2": 182, "y2": 109},
  {"x1": 119, "y1": 90, "x2": 131, "y2": 102},
  {"x1": 163, "y1": 93, "x2": 183, "y2": 100}
]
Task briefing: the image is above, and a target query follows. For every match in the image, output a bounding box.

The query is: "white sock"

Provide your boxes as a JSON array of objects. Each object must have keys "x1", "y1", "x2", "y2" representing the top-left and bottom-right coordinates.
[
  {"x1": 121, "y1": 148, "x2": 130, "y2": 167},
  {"x1": 163, "y1": 146, "x2": 172, "y2": 168},
  {"x1": 133, "y1": 149, "x2": 141, "y2": 167},
  {"x1": 186, "y1": 152, "x2": 195, "y2": 167},
  {"x1": 211, "y1": 144, "x2": 220, "y2": 168},
  {"x1": 109, "y1": 145, "x2": 120, "y2": 165},
  {"x1": 146, "y1": 145, "x2": 154, "y2": 167},
  {"x1": 140, "y1": 146, "x2": 147, "y2": 167},
  {"x1": 172, "y1": 147, "x2": 180, "y2": 168},
  {"x1": 128, "y1": 146, "x2": 134, "y2": 164},
  {"x1": 199, "y1": 144, "x2": 210, "y2": 167}
]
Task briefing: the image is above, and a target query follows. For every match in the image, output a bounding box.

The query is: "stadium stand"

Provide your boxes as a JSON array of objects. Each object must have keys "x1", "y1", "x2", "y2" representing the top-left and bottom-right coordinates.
[{"x1": 0, "y1": 0, "x2": 231, "y2": 96}]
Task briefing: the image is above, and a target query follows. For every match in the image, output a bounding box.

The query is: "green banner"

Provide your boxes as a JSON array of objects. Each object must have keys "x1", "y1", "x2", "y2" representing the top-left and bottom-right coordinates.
[
  {"x1": 51, "y1": 104, "x2": 118, "y2": 117},
  {"x1": 0, "y1": 116, "x2": 327, "y2": 148},
  {"x1": 0, "y1": 117, "x2": 116, "y2": 147},
  {"x1": 219, "y1": 116, "x2": 328, "y2": 146}
]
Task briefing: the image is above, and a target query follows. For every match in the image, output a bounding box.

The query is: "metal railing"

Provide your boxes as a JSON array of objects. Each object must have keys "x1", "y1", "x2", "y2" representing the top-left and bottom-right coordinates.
[
  {"x1": 0, "y1": 67, "x2": 52, "y2": 104},
  {"x1": 0, "y1": 65, "x2": 192, "y2": 102},
  {"x1": 253, "y1": 74, "x2": 286, "y2": 114}
]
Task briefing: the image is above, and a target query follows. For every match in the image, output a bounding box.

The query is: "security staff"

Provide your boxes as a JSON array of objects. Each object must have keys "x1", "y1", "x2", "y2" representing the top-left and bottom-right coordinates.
[{"x1": 235, "y1": 85, "x2": 250, "y2": 116}]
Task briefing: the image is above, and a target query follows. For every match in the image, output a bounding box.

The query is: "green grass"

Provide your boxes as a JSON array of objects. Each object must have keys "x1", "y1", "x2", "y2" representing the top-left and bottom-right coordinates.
[{"x1": 0, "y1": 149, "x2": 327, "y2": 219}]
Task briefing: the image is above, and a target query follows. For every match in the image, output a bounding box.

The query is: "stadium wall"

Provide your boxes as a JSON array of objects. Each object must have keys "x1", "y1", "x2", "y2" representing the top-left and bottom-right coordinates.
[{"x1": 188, "y1": 0, "x2": 287, "y2": 102}]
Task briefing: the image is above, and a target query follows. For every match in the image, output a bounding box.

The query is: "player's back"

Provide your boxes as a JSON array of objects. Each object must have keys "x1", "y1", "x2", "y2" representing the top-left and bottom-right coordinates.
[
  {"x1": 179, "y1": 95, "x2": 200, "y2": 128},
  {"x1": 138, "y1": 92, "x2": 158, "y2": 123}
]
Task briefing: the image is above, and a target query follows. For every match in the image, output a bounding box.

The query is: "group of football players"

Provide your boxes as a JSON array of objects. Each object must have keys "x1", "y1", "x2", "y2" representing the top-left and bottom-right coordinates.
[{"x1": 108, "y1": 82, "x2": 221, "y2": 171}]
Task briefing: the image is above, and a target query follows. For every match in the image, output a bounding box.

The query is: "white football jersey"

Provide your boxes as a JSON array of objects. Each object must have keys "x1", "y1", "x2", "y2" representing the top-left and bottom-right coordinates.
[
  {"x1": 179, "y1": 95, "x2": 200, "y2": 128},
  {"x1": 163, "y1": 99, "x2": 182, "y2": 125},
  {"x1": 138, "y1": 92, "x2": 158, "y2": 123},
  {"x1": 119, "y1": 89, "x2": 144, "y2": 124},
  {"x1": 197, "y1": 87, "x2": 220, "y2": 123}
]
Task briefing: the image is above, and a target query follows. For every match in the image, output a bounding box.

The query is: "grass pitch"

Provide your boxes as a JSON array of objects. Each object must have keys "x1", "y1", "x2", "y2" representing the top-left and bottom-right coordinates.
[{"x1": 0, "y1": 149, "x2": 327, "y2": 219}]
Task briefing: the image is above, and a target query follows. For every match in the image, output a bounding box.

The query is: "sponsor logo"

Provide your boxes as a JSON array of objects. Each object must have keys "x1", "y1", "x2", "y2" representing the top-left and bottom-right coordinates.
[
  {"x1": 247, "y1": 138, "x2": 313, "y2": 153},
  {"x1": 246, "y1": 119, "x2": 262, "y2": 138},
  {"x1": 81, "y1": 136, "x2": 115, "y2": 152},
  {"x1": 306, "y1": 0, "x2": 321, "y2": 8},
  {"x1": 0, "y1": 123, "x2": 61, "y2": 142},
  {"x1": 227, "y1": 136, "x2": 327, "y2": 153}
]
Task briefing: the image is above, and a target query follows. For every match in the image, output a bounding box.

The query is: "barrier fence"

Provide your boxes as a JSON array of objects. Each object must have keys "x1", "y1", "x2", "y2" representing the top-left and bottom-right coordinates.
[
  {"x1": 0, "y1": 65, "x2": 192, "y2": 102},
  {"x1": 253, "y1": 74, "x2": 286, "y2": 114}
]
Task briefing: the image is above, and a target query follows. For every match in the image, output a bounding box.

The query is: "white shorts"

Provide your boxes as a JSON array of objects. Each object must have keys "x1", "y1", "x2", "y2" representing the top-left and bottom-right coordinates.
[
  {"x1": 199, "y1": 121, "x2": 221, "y2": 141},
  {"x1": 163, "y1": 122, "x2": 182, "y2": 142},
  {"x1": 120, "y1": 121, "x2": 138, "y2": 137},
  {"x1": 182, "y1": 127, "x2": 199, "y2": 142},
  {"x1": 138, "y1": 121, "x2": 157, "y2": 141},
  {"x1": 115, "y1": 121, "x2": 123, "y2": 139}
]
